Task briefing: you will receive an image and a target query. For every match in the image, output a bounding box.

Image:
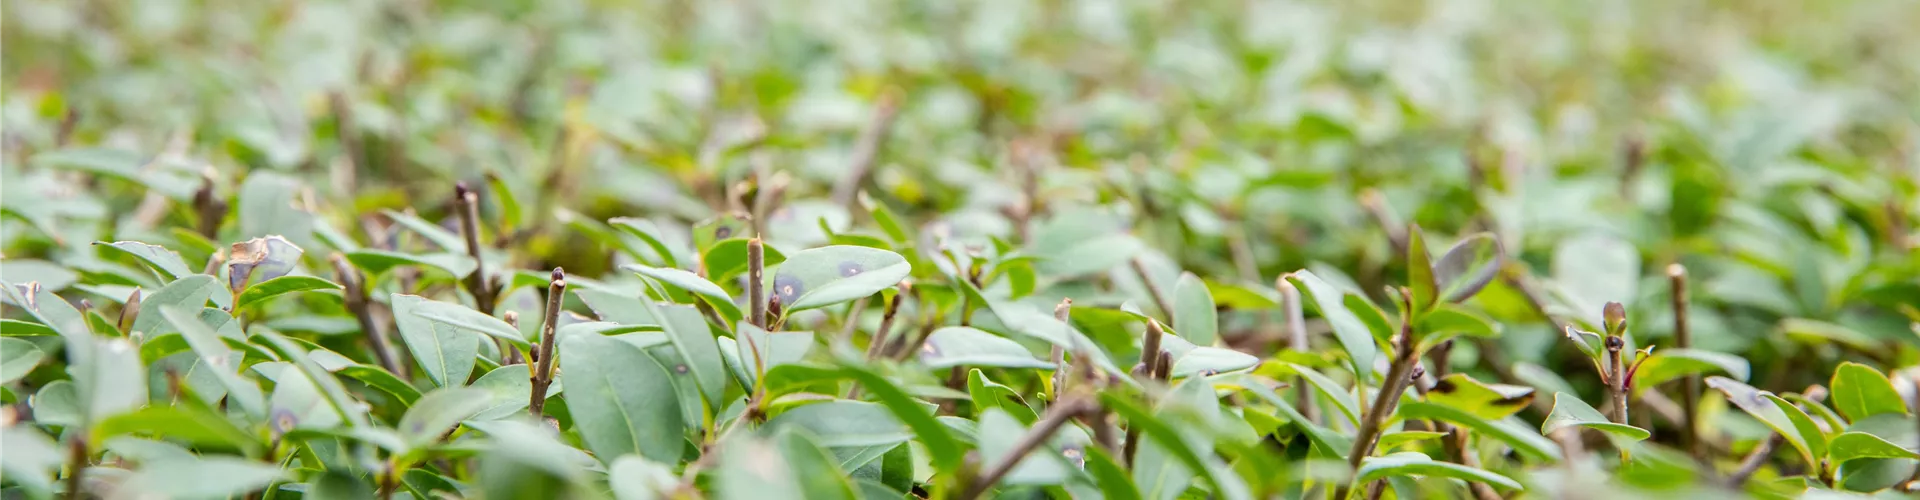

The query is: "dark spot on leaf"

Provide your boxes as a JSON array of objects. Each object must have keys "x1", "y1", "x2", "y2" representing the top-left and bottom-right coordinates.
[
  {"x1": 271, "y1": 409, "x2": 299, "y2": 436},
  {"x1": 1199, "y1": 369, "x2": 1218, "y2": 376},
  {"x1": 1495, "y1": 395, "x2": 1535, "y2": 408},
  {"x1": 774, "y1": 274, "x2": 804, "y2": 305},
  {"x1": 1431, "y1": 379, "x2": 1458, "y2": 394},
  {"x1": 838, "y1": 261, "x2": 865, "y2": 277},
  {"x1": 715, "y1": 225, "x2": 734, "y2": 240},
  {"x1": 675, "y1": 364, "x2": 690, "y2": 375},
  {"x1": 1061, "y1": 446, "x2": 1086, "y2": 468}
]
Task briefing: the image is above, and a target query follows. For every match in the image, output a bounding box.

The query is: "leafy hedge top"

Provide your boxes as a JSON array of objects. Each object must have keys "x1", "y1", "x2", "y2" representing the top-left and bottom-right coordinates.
[{"x1": 4, "y1": 0, "x2": 1920, "y2": 499}]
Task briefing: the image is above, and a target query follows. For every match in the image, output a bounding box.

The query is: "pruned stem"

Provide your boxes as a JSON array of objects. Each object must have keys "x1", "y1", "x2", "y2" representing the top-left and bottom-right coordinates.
[
  {"x1": 1669, "y1": 264, "x2": 1704, "y2": 463},
  {"x1": 865, "y1": 281, "x2": 909, "y2": 360},
  {"x1": 1050, "y1": 298, "x2": 1072, "y2": 397},
  {"x1": 529, "y1": 268, "x2": 566, "y2": 420},
  {"x1": 748, "y1": 238, "x2": 766, "y2": 328},
  {"x1": 1605, "y1": 336, "x2": 1628, "y2": 424},
  {"x1": 332, "y1": 254, "x2": 402, "y2": 377},
  {"x1": 455, "y1": 182, "x2": 496, "y2": 315},
  {"x1": 64, "y1": 435, "x2": 87, "y2": 499},
  {"x1": 1278, "y1": 276, "x2": 1319, "y2": 423},
  {"x1": 957, "y1": 398, "x2": 1095, "y2": 500},
  {"x1": 1336, "y1": 311, "x2": 1421, "y2": 500}
]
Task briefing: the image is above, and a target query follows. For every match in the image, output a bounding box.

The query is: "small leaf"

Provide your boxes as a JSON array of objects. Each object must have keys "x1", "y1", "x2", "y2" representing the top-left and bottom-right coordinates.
[
  {"x1": 1428, "y1": 374, "x2": 1536, "y2": 421},
  {"x1": 73, "y1": 336, "x2": 147, "y2": 423},
  {"x1": 1630, "y1": 348, "x2": 1751, "y2": 391},
  {"x1": 381, "y1": 209, "x2": 466, "y2": 251},
  {"x1": 121, "y1": 457, "x2": 287, "y2": 498},
  {"x1": 344, "y1": 249, "x2": 476, "y2": 277},
  {"x1": 627, "y1": 263, "x2": 743, "y2": 323},
  {"x1": 610, "y1": 217, "x2": 688, "y2": 268},
  {"x1": 159, "y1": 306, "x2": 266, "y2": 418},
  {"x1": 968, "y1": 369, "x2": 1039, "y2": 424},
  {"x1": 1396, "y1": 402, "x2": 1561, "y2": 461},
  {"x1": 1356, "y1": 452, "x2": 1523, "y2": 491},
  {"x1": 1406, "y1": 225, "x2": 1438, "y2": 313},
  {"x1": 704, "y1": 238, "x2": 788, "y2": 283},
  {"x1": 1830, "y1": 362, "x2": 1908, "y2": 422},
  {"x1": 1433, "y1": 234, "x2": 1503, "y2": 303},
  {"x1": 1167, "y1": 347, "x2": 1258, "y2": 378},
  {"x1": 398, "y1": 387, "x2": 492, "y2": 448},
  {"x1": 917, "y1": 326, "x2": 1053, "y2": 370},
  {"x1": 1542, "y1": 393, "x2": 1650, "y2": 445},
  {"x1": 392, "y1": 294, "x2": 481, "y2": 388},
  {"x1": 1827, "y1": 432, "x2": 1920, "y2": 463},
  {"x1": 1708, "y1": 377, "x2": 1819, "y2": 466},
  {"x1": 234, "y1": 275, "x2": 339, "y2": 311},
  {"x1": 1286, "y1": 271, "x2": 1378, "y2": 383},
  {"x1": 561, "y1": 332, "x2": 686, "y2": 463},
  {"x1": 0, "y1": 337, "x2": 45, "y2": 384},
  {"x1": 413, "y1": 299, "x2": 529, "y2": 348},
  {"x1": 95, "y1": 241, "x2": 193, "y2": 281},
  {"x1": 637, "y1": 299, "x2": 729, "y2": 414},
  {"x1": 1766, "y1": 393, "x2": 1829, "y2": 462},
  {"x1": 1172, "y1": 272, "x2": 1219, "y2": 346},
  {"x1": 1276, "y1": 363, "x2": 1361, "y2": 427},
  {"x1": 765, "y1": 400, "x2": 911, "y2": 448},
  {"x1": 771, "y1": 245, "x2": 912, "y2": 312},
  {"x1": 128, "y1": 275, "x2": 219, "y2": 339},
  {"x1": 1417, "y1": 305, "x2": 1500, "y2": 347},
  {"x1": 469, "y1": 364, "x2": 561, "y2": 420}
]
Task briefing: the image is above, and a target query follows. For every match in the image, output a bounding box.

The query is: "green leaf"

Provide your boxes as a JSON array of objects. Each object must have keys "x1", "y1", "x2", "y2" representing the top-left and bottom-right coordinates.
[
  {"x1": 1286, "y1": 271, "x2": 1378, "y2": 383},
  {"x1": 1630, "y1": 348, "x2": 1751, "y2": 392},
  {"x1": 1541, "y1": 393, "x2": 1650, "y2": 445},
  {"x1": 1433, "y1": 233, "x2": 1503, "y2": 303},
  {"x1": 627, "y1": 263, "x2": 743, "y2": 323},
  {"x1": 734, "y1": 324, "x2": 813, "y2": 387},
  {"x1": 413, "y1": 299, "x2": 529, "y2": 348},
  {"x1": 560, "y1": 332, "x2": 685, "y2": 464},
  {"x1": 1378, "y1": 431, "x2": 1449, "y2": 448},
  {"x1": 72, "y1": 336, "x2": 147, "y2": 423},
  {"x1": 254, "y1": 332, "x2": 369, "y2": 427},
  {"x1": 335, "y1": 364, "x2": 422, "y2": 407},
  {"x1": 1167, "y1": 347, "x2": 1259, "y2": 378},
  {"x1": 770, "y1": 245, "x2": 912, "y2": 312},
  {"x1": 238, "y1": 172, "x2": 312, "y2": 242},
  {"x1": 1275, "y1": 363, "x2": 1360, "y2": 427},
  {"x1": 1779, "y1": 318, "x2": 1879, "y2": 352},
  {"x1": 1172, "y1": 272, "x2": 1218, "y2": 346},
  {"x1": 1395, "y1": 402, "x2": 1561, "y2": 461},
  {"x1": 398, "y1": 387, "x2": 492, "y2": 449},
  {"x1": 1407, "y1": 225, "x2": 1438, "y2": 313},
  {"x1": 610, "y1": 217, "x2": 689, "y2": 268},
  {"x1": 916, "y1": 326, "x2": 1053, "y2": 370},
  {"x1": 1416, "y1": 305, "x2": 1500, "y2": 347},
  {"x1": 1429, "y1": 374, "x2": 1536, "y2": 421},
  {"x1": 1100, "y1": 389, "x2": 1252, "y2": 500},
  {"x1": 469, "y1": 364, "x2": 560, "y2": 420},
  {"x1": 1082, "y1": 444, "x2": 1143, "y2": 500},
  {"x1": 1830, "y1": 362, "x2": 1908, "y2": 422},
  {"x1": 95, "y1": 241, "x2": 193, "y2": 281},
  {"x1": 636, "y1": 299, "x2": 728, "y2": 414},
  {"x1": 765, "y1": 400, "x2": 912, "y2": 448},
  {"x1": 837, "y1": 364, "x2": 966, "y2": 471},
  {"x1": 128, "y1": 275, "x2": 219, "y2": 339},
  {"x1": 381, "y1": 209, "x2": 467, "y2": 251},
  {"x1": 158, "y1": 306, "x2": 266, "y2": 419},
  {"x1": 392, "y1": 294, "x2": 481, "y2": 388},
  {"x1": 3, "y1": 280, "x2": 90, "y2": 342},
  {"x1": 968, "y1": 369, "x2": 1039, "y2": 424},
  {"x1": 1707, "y1": 377, "x2": 1819, "y2": 466},
  {"x1": 307, "y1": 470, "x2": 377, "y2": 500},
  {"x1": 30, "y1": 380, "x2": 81, "y2": 428},
  {"x1": 0, "y1": 337, "x2": 45, "y2": 384},
  {"x1": 121, "y1": 457, "x2": 287, "y2": 498},
  {"x1": 1827, "y1": 432, "x2": 1920, "y2": 463},
  {"x1": 94, "y1": 404, "x2": 262, "y2": 456},
  {"x1": 1767, "y1": 393, "x2": 1830, "y2": 462},
  {"x1": 704, "y1": 238, "x2": 789, "y2": 283},
  {"x1": 1356, "y1": 452, "x2": 1523, "y2": 491},
  {"x1": 609, "y1": 454, "x2": 681, "y2": 500},
  {"x1": 1, "y1": 318, "x2": 58, "y2": 336},
  {"x1": 234, "y1": 275, "x2": 340, "y2": 311},
  {"x1": 776, "y1": 430, "x2": 861, "y2": 500},
  {"x1": 345, "y1": 249, "x2": 477, "y2": 277}
]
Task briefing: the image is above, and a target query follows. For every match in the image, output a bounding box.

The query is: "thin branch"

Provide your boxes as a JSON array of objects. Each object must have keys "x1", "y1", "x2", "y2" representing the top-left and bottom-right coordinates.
[
  {"x1": 865, "y1": 281, "x2": 909, "y2": 360},
  {"x1": 501, "y1": 312, "x2": 524, "y2": 365},
  {"x1": 1669, "y1": 264, "x2": 1704, "y2": 463},
  {"x1": 832, "y1": 89, "x2": 903, "y2": 209},
  {"x1": 1123, "y1": 319, "x2": 1169, "y2": 466},
  {"x1": 957, "y1": 398, "x2": 1095, "y2": 500},
  {"x1": 455, "y1": 182, "x2": 496, "y2": 315},
  {"x1": 1050, "y1": 298, "x2": 1072, "y2": 397},
  {"x1": 529, "y1": 268, "x2": 566, "y2": 420},
  {"x1": 748, "y1": 238, "x2": 766, "y2": 328},
  {"x1": 1358, "y1": 188, "x2": 1407, "y2": 256},
  {"x1": 1604, "y1": 301, "x2": 1629, "y2": 424},
  {"x1": 1278, "y1": 276, "x2": 1319, "y2": 423},
  {"x1": 1336, "y1": 300, "x2": 1421, "y2": 500},
  {"x1": 64, "y1": 435, "x2": 87, "y2": 500},
  {"x1": 1128, "y1": 258, "x2": 1176, "y2": 320},
  {"x1": 331, "y1": 254, "x2": 402, "y2": 377},
  {"x1": 1728, "y1": 386, "x2": 1827, "y2": 487}
]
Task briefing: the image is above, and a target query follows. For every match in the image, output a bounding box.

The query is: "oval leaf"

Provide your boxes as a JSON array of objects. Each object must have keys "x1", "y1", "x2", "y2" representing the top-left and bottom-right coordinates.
[
  {"x1": 235, "y1": 275, "x2": 340, "y2": 311},
  {"x1": 771, "y1": 246, "x2": 911, "y2": 313},
  {"x1": 1172, "y1": 272, "x2": 1218, "y2": 346},
  {"x1": 917, "y1": 326, "x2": 1053, "y2": 370},
  {"x1": 561, "y1": 332, "x2": 686, "y2": 464}
]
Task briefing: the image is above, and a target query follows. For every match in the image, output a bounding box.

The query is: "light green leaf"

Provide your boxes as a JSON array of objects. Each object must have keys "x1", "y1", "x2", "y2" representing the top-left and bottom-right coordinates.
[
  {"x1": 1396, "y1": 402, "x2": 1561, "y2": 461},
  {"x1": 345, "y1": 249, "x2": 477, "y2": 277},
  {"x1": 627, "y1": 263, "x2": 743, "y2": 323},
  {"x1": 123, "y1": 457, "x2": 287, "y2": 498},
  {"x1": 770, "y1": 245, "x2": 912, "y2": 312},
  {"x1": 128, "y1": 275, "x2": 219, "y2": 339},
  {"x1": 1286, "y1": 271, "x2": 1378, "y2": 383},
  {"x1": 1, "y1": 318, "x2": 58, "y2": 336},
  {"x1": 1550, "y1": 232, "x2": 1640, "y2": 327},
  {"x1": 734, "y1": 324, "x2": 813, "y2": 387},
  {"x1": 610, "y1": 454, "x2": 681, "y2": 500},
  {"x1": 381, "y1": 209, "x2": 466, "y2": 252},
  {"x1": 1708, "y1": 377, "x2": 1818, "y2": 466},
  {"x1": 94, "y1": 404, "x2": 261, "y2": 456},
  {"x1": 0, "y1": 337, "x2": 44, "y2": 384},
  {"x1": 1407, "y1": 225, "x2": 1438, "y2": 313},
  {"x1": 73, "y1": 336, "x2": 147, "y2": 423},
  {"x1": 159, "y1": 306, "x2": 266, "y2": 418},
  {"x1": 637, "y1": 299, "x2": 728, "y2": 414},
  {"x1": 1830, "y1": 362, "x2": 1908, "y2": 422},
  {"x1": 254, "y1": 332, "x2": 368, "y2": 427},
  {"x1": 1356, "y1": 452, "x2": 1523, "y2": 491},
  {"x1": 1168, "y1": 347, "x2": 1258, "y2": 378},
  {"x1": 916, "y1": 326, "x2": 1052, "y2": 370},
  {"x1": 775, "y1": 430, "x2": 861, "y2": 500},
  {"x1": 413, "y1": 299, "x2": 529, "y2": 348},
  {"x1": 469, "y1": 364, "x2": 560, "y2": 420},
  {"x1": 1630, "y1": 348, "x2": 1751, "y2": 391},
  {"x1": 968, "y1": 369, "x2": 1038, "y2": 424},
  {"x1": 1172, "y1": 272, "x2": 1218, "y2": 346},
  {"x1": 765, "y1": 400, "x2": 911, "y2": 448},
  {"x1": 95, "y1": 241, "x2": 193, "y2": 281},
  {"x1": 977, "y1": 409, "x2": 1075, "y2": 486},
  {"x1": 1276, "y1": 363, "x2": 1360, "y2": 427},
  {"x1": 1827, "y1": 432, "x2": 1920, "y2": 463},
  {"x1": 561, "y1": 332, "x2": 685, "y2": 464},
  {"x1": 1542, "y1": 393, "x2": 1650, "y2": 445},
  {"x1": 398, "y1": 387, "x2": 492, "y2": 448},
  {"x1": 392, "y1": 294, "x2": 481, "y2": 388},
  {"x1": 1429, "y1": 374, "x2": 1536, "y2": 421},
  {"x1": 234, "y1": 275, "x2": 339, "y2": 311}
]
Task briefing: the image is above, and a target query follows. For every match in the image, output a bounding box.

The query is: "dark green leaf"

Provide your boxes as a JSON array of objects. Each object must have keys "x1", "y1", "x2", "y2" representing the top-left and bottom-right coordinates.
[
  {"x1": 1542, "y1": 393, "x2": 1649, "y2": 445},
  {"x1": 771, "y1": 245, "x2": 912, "y2": 312},
  {"x1": 1406, "y1": 225, "x2": 1437, "y2": 313},
  {"x1": 1433, "y1": 233, "x2": 1503, "y2": 303},
  {"x1": 392, "y1": 294, "x2": 481, "y2": 388},
  {"x1": 345, "y1": 249, "x2": 477, "y2": 277},
  {"x1": 627, "y1": 263, "x2": 743, "y2": 323},
  {"x1": 95, "y1": 241, "x2": 193, "y2": 281},
  {"x1": 560, "y1": 332, "x2": 685, "y2": 463},
  {"x1": 1356, "y1": 452, "x2": 1522, "y2": 491},
  {"x1": 1827, "y1": 432, "x2": 1920, "y2": 463},
  {"x1": 234, "y1": 275, "x2": 339, "y2": 311}
]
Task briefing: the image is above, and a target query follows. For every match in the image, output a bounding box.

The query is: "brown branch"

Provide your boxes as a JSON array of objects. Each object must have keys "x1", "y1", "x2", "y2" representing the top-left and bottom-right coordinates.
[
  {"x1": 331, "y1": 254, "x2": 402, "y2": 376},
  {"x1": 831, "y1": 90, "x2": 903, "y2": 209},
  {"x1": 454, "y1": 182, "x2": 496, "y2": 315},
  {"x1": 1278, "y1": 276, "x2": 1320, "y2": 423},
  {"x1": 1050, "y1": 299, "x2": 1072, "y2": 397},
  {"x1": 529, "y1": 268, "x2": 566, "y2": 420},
  {"x1": 957, "y1": 398, "x2": 1095, "y2": 500},
  {"x1": 748, "y1": 238, "x2": 766, "y2": 328},
  {"x1": 1669, "y1": 264, "x2": 1704, "y2": 463},
  {"x1": 1336, "y1": 300, "x2": 1421, "y2": 500},
  {"x1": 64, "y1": 435, "x2": 87, "y2": 499},
  {"x1": 1128, "y1": 258, "x2": 1175, "y2": 319}
]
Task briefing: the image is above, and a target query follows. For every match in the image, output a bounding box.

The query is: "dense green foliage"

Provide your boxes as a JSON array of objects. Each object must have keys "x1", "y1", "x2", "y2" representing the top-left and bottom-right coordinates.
[{"x1": 4, "y1": 0, "x2": 1919, "y2": 499}]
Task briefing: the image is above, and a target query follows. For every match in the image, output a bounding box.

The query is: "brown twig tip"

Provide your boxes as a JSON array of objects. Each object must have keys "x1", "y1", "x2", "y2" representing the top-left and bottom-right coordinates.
[
  {"x1": 1054, "y1": 298, "x2": 1072, "y2": 320},
  {"x1": 455, "y1": 180, "x2": 471, "y2": 198},
  {"x1": 1666, "y1": 263, "x2": 1687, "y2": 278},
  {"x1": 1604, "y1": 335, "x2": 1624, "y2": 352},
  {"x1": 503, "y1": 311, "x2": 519, "y2": 326},
  {"x1": 551, "y1": 267, "x2": 565, "y2": 282}
]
